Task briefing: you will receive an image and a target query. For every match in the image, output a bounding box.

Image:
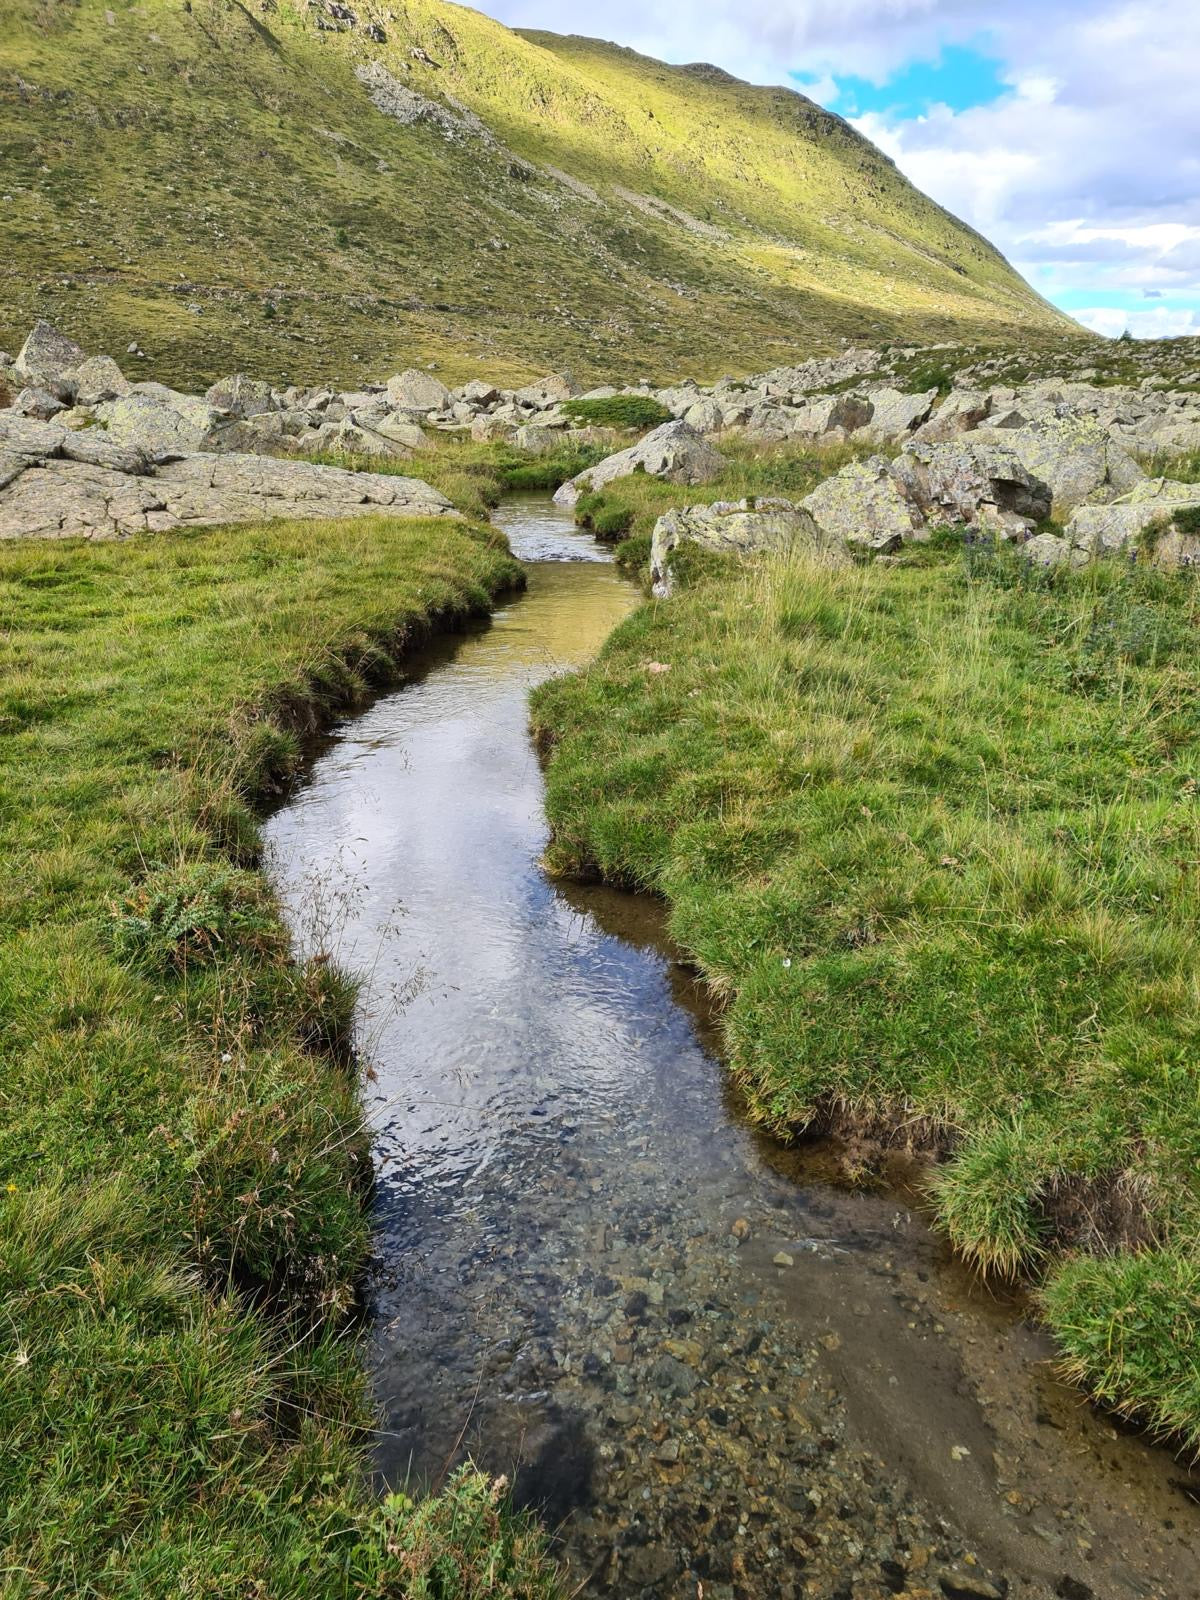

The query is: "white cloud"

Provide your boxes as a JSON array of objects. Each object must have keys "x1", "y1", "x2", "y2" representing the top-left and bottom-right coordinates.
[
  {"x1": 1076, "y1": 306, "x2": 1200, "y2": 339},
  {"x1": 466, "y1": 0, "x2": 1200, "y2": 338}
]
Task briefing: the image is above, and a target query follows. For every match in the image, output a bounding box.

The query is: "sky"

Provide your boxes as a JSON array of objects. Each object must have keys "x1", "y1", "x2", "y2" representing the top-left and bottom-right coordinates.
[{"x1": 468, "y1": 0, "x2": 1200, "y2": 340}]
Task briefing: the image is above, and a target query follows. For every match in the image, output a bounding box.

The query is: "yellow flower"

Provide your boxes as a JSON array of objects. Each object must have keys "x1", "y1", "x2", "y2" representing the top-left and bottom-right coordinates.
[{"x1": 4, "y1": 1183, "x2": 17, "y2": 1194}]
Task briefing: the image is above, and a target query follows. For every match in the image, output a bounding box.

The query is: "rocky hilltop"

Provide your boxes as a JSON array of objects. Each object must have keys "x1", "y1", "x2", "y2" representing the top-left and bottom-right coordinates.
[{"x1": 1, "y1": 0, "x2": 1075, "y2": 387}]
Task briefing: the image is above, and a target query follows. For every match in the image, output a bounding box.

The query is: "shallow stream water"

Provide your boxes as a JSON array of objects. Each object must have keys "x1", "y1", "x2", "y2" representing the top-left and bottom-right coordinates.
[{"x1": 265, "y1": 497, "x2": 1199, "y2": 1600}]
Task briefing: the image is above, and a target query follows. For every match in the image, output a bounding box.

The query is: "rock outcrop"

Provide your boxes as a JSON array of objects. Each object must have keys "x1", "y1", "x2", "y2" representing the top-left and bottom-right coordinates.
[
  {"x1": 894, "y1": 438, "x2": 1052, "y2": 538},
  {"x1": 860, "y1": 386, "x2": 938, "y2": 443},
  {"x1": 650, "y1": 498, "x2": 848, "y2": 595},
  {"x1": 554, "y1": 421, "x2": 724, "y2": 508},
  {"x1": 386, "y1": 369, "x2": 453, "y2": 413},
  {"x1": 983, "y1": 414, "x2": 1144, "y2": 514},
  {"x1": 1058, "y1": 481, "x2": 1200, "y2": 566},
  {"x1": 92, "y1": 390, "x2": 223, "y2": 456},
  {"x1": 14, "y1": 319, "x2": 86, "y2": 392},
  {"x1": 0, "y1": 413, "x2": 456, "y2": 541},
  {"x1": 801, "y1": 457, "x2": 925, "y2": 553}
]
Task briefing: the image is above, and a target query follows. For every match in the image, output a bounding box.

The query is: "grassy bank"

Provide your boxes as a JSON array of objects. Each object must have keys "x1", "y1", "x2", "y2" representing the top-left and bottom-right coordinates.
[
  {"x1": 531, "y1": 534, "x2": 1200, "y2": 1449},
  {"x1": 0, "y1": 514, "x2": 558, "y2": 1594}
]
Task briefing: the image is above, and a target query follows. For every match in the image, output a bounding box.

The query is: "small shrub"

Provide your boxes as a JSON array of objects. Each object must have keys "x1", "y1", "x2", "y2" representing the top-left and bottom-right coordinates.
[
  {"x1": 905, "y1": 363, "x2": 953, "y2": 396},
  {"x1": 563, "y1": 395, "x2": 672, "y2": 430},
  {"x1": 1173, "y1": 505, "x2": 1200, "y2": 537},
  {"x1": 925, "y1": 523, "x2": 964, "y2": 549},
  {"x1": 111, "y1": 860, "x2": 281, "y2": 973}
]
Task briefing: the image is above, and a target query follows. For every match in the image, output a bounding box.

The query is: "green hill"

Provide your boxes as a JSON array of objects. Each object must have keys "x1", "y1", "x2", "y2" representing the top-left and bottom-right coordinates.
[{"x1": 0, "y1": 0, "x2": 1078, "y2": 390}]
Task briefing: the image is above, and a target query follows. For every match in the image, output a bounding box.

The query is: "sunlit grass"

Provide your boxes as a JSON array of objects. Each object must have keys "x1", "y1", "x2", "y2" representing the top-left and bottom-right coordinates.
[
  {"x1": 0, "y1": 513, "x2": 557, "y2": 1594},
  {"x1": 533, "y1": 533, "x2": 1200, "y2": 1447}
]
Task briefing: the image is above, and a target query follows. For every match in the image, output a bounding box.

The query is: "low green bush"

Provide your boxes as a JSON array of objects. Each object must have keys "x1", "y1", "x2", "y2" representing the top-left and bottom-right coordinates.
[
  {"x1": 563, "y1": 395, "x2": 672, "y2": 429},
  {"x1": 905, "y1": 363, "x2": 954, "y2": 396},
  {"x1": 614, "y1": 531, "x2": 653, "y2": 576}
]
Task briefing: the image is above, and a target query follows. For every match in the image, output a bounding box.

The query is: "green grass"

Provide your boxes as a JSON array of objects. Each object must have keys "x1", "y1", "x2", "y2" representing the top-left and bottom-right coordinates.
[
  {"x1": 531, "y1": 535, "x2": 1200, "y2": 1449},
  {"x1": 0, "y1": 512, "x2": 559, "y2": 1595},
  {"x1": 0, "y1": 0, "x2": 1078, "y2": 390},
  {"x1": 1138, "y1": 448, "x2": 1200, "y2": 484},
  {"x1": 306, "y1": 436, "x2": 612, "y2": 521}
]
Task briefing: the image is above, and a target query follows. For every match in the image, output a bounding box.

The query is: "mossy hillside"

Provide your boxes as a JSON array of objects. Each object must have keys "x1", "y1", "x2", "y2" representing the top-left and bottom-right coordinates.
[
  {"x1": 1, "y1": 0, "x2": 1077, "y2": 390},
  {"x1": 0, "y1": 512, "x2": 557, "y2": 1594},
  {"x1": 531, "y1": 534, "x2": 1200, "y2": 1449}
]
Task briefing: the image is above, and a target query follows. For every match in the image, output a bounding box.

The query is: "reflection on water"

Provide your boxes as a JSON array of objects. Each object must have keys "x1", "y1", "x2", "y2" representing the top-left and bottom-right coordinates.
[{"x1": 264, "y1": 497, "x2": 1199, "y2": 1600}]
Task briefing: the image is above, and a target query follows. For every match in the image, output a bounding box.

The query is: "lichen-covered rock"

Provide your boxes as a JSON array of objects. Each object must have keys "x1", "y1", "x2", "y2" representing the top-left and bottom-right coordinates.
[
  {"x1": 0, "y1": 410, "x2": 457, "y2": 540},
  {"x1": 461, "y1": 379, "x2": 501, "y2": 407},
  {"x1": 554, "y1": 421, "x2": 724, "y2": 507},
  {"x1": 801, "y1": 456, "x2": 924, "y2": 552},
  {"x1": 683, "y1": 396, "x2": 724, "y2": 433},
  {"x1": 895, "y1": 437, "x2": 1052, "y2": 536},
  {"x1": 912, "y1": 389, "x2": 992, "y2": 443},
  {"x1": 515, "y1": 372, "x2": 578, "y2": 409},
  {"x1": 205, "y1": 373, "x2": 277, "y2": 417},
  {"x1": 1066, "y1": 480, "x2": 1200, "y2": 563},
  {"x1": 471, "y1": 414, "x2": 517, "y2": 443},
  {"x1": 94, "y1": 391, "x2": 222, "y2": 456},
  {"x1": 1136, "y1": 417, "x2": 1200, "y2": 455},
  {"x1": 742, "y1": 403, "x2": 797, "y2": 441},
  {"x1": 364, "y1": 414, "x2": 428, "y2": 450},
  {"x1": 789, "y1": 393, "x2": 874, "y2": 438},
  {"x1": 860, "y1": 386, "x2": 937, "y2": 442},
  {"x1": 656, "y1": 384, "x2": 702, "y2": 419},
  {"x1": 514, "y1": 425, "x2": 561, "y2": 454},
  {"x1": 650, "y1": 497, "x2": 848, "y2": 595},
  {"x1": 1022, "y1": 531, "x2": 1086, "y2": 567},
  {"x1": 11, "y1": 387, "x2": 67, "y2": 421},
  {"x1": 70, "y1": 355, "x2": 132, "y2": 406},
  {"x1": 14, "y1": 319, "x2": 86, "y2": 391},
  {"x1": 986, "y1": 413, "x2": 1143, "y2": 514},
  {"x1": 385, "y1": 369, "x2": 452, "y2": 413}
]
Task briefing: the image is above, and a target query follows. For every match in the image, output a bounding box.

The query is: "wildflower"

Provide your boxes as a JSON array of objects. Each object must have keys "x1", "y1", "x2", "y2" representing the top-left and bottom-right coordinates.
[{"x1": 4, "y1": 1182, "x2": 17, "y2": 1194}]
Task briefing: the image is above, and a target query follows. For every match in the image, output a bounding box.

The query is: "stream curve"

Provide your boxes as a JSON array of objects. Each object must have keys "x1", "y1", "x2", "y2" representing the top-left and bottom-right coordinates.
[{"x1": 264, "y1": 496, "x2": 1199, "y2": 1600}]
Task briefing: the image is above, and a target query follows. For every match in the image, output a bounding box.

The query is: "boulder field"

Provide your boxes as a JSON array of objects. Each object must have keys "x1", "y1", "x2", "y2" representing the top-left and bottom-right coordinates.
[{"x1": 4, "y1": 320, "x2": 1200, "y2": 559}]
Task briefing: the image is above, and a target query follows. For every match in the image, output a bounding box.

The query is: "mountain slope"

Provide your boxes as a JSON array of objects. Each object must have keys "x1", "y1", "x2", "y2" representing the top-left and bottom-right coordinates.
[{"x1": 0, "y1": 0, "x2": 1079, "y2": 388}]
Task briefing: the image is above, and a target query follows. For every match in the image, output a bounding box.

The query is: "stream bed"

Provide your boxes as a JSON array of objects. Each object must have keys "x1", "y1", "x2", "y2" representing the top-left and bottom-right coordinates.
[{"x1": 265, "y1": 497, "x2": 1199, "y2": 1600}]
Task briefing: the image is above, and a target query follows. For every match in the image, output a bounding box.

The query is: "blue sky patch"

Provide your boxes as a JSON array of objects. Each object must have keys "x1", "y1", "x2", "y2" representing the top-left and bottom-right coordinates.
[
  {"x1": 794, "y1": 44, "x2": 1007, "y2": 118},
  {"x1": 1049, "y1": 286, "x2": 1191, "y2": 309}
]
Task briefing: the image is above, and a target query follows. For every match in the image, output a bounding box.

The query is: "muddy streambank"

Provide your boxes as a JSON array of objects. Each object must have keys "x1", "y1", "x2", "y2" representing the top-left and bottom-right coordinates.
[{"x1": 264, "y1": 497, "x2": 1199, "y2": 1600}]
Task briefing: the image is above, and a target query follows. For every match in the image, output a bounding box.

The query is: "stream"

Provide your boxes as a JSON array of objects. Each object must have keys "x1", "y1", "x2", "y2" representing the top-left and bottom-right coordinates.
[{"x1": 265, "y1": 496, "x2": 1199, "y2": 1600}]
